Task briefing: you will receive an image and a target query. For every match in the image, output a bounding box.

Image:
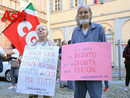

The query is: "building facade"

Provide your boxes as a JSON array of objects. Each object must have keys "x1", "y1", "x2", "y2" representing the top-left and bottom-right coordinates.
[
  {"x1": 0, "y1": 0, "x2": 47, "y2": 53},
  {"x1": 0, "y1": 0, "x2": 130, "y2": 67},
  {"x1": 49, "y1": 0, "x2": 130, "y2": 67}
]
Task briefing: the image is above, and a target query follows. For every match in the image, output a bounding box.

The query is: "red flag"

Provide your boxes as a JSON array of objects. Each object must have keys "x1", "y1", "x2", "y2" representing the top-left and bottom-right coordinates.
[{"x1": 2, "y1": 3, "x2": 40, "y2": 55}]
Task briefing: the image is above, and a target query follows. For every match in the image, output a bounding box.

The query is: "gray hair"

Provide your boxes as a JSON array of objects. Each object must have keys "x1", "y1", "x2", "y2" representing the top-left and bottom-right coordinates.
[
  {"x1": 36, "y1": 24, "x2": 48, "y2": 34},
  {"x1": 75, "y1": 5, "x2": 92, "y2": 26}
]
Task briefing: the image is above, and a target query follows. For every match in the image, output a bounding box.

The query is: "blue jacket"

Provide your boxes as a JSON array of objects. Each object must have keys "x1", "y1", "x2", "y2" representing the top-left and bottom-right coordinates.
[{"x1": 71, "y1": 22, "x2": 107, "y2": 43}]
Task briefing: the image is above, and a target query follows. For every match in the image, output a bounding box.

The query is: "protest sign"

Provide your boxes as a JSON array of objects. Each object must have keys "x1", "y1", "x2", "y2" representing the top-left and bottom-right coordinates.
[
  {"x1": 61, "y1": 42, "x2": 112, "y2": 80},
  {"x1": 17, "y1": 46, "x2": 59, "y2": 96}
]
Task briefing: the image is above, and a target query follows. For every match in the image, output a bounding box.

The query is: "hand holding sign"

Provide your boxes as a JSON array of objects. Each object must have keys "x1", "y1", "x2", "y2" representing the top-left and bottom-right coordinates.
[{"x1": 17, "y1": 46, "x2": 59, "y2": 96}]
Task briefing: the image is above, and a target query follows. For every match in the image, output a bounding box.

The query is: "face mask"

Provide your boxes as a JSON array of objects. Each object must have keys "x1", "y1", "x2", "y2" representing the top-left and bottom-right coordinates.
[{"x1": 79, "y1": 19, "x2": 89, "y2": 25}]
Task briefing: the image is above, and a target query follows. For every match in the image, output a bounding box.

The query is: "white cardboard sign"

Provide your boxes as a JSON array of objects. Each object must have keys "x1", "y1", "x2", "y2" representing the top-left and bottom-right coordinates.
[{"x1": 17, "y1": 46, "x2": 59, "y2": 96}]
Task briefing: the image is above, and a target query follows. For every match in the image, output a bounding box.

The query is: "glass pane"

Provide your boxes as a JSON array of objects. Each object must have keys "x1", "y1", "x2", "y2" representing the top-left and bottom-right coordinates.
[{"x1": 78, "y1": 0, "x2": 81, "y2": 6}]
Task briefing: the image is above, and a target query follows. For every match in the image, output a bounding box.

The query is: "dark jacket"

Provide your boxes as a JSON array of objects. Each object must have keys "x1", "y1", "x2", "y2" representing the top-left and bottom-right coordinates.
[{"x1": 123, "y1": 46, "x2": 130, "y2": 65}]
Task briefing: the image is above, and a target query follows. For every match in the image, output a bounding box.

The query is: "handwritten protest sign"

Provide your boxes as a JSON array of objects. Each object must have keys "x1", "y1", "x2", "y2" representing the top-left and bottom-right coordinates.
[
  {"x1": 17, "y1": 46, "x2": 59, "y2": 96},
  {"x1": 61, "y1": 42, "x2": 112, "y2": 80}
]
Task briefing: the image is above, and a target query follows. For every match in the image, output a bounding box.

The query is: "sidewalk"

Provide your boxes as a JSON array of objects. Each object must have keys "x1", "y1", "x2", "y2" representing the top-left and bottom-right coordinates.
[
  {"x1": 0, "y1": 67, "x2": 129, "y2": 98},
  {"x1": 0, "y1": 79, "x2": 130, "y2": 98}
]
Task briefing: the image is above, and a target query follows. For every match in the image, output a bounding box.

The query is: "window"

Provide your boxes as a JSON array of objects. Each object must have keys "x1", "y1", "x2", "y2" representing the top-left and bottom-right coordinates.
[
  {"x1": 71, "y1": 0, "x2": 86, "y2": 7},
  {"x1": 94, "y1": 0, "x2": 104, "y2": 4},
  {"x1": 50, "y1": 0, "x2": 53, "y2": 11},
  {"x1": 25, "y1": 0, "x2": 29, "y2": 2},
  {"x1": 100, "y1": 0, "x2": 104, "y2": 4},
  {"x1": 81, "y1": 0, "x2": 86, "y2": 5},
  {"x1": 78, "y1": 0, "x2": 82, "y2": 6},
  {"x1": 70, "y1": 0, "x2": 73, "y2": 7},
  {"x1": 55, "y1": 0, "x2": 62, "y2": 11},
  {"x1": 54, "y1": 39, "x2": 61, "y2": 46}
]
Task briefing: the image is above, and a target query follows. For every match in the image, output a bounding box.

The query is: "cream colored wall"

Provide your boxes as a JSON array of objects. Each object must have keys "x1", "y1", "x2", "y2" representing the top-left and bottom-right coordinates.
[
  {"x1": 51, "y1": 29, "x2": 64, "y2": 42},
  {"x1": 98, "y1": 20, "x2": 114, "y2": 32},
  {"x1": 51, "y1": 21, "x2": 76, "y2": 28},
  {"x1": 92, "y1": 11, "x2": 130, "y2": 22},
  {"x1": 91, "y1": 0, "x2": 130, "y2": 16},
  {"x1": 50, "y1": 0, "x2": 130, "y2": 44},
  {"x1": 49, "y1": 0, "x2": 130, "y2": 66},
  {"x1": 63, "y1": 0, "x2": 71, "y2": 10},
  {"x1": 50, "y1": 9, "x2": 77, "y2": 24},
  {"x1": 122, "y1": 20, "x2": 130, "y2": 43},
  {"x1": 50, "y1": 0, "x2": 130, "y2": 28}
]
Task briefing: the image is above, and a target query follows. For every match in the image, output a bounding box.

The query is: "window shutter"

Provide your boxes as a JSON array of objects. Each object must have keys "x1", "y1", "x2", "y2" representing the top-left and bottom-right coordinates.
[
  {"x1": 82, "y1": 0, "x2": 85, "y2": 5},
  {"x1": 78, "y1": 0, "x2": 82, "y2": 6},
  {"x1": 60, "y1": 0, "x2": 63, "y2": 9},
  {"x1": 70, "y1": 0, "x2": 73, "y2": 7},
  {"x1": 50, "y1": 0, "x2": 53, "y2": 11}
]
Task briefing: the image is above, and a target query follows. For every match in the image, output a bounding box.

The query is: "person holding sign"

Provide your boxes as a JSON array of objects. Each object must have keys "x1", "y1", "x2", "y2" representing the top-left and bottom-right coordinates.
[
  {"x1": 71, "y1": 5, "x2": 107, "y2": 98},
  {"x1": 66, "y1": 40, "x2": 75, "y2": 90},
  {"x1": 59, "y1": 41, "x2": 68, "y2": 88},
  {"x1": 29, "y1": 24, "x2": 56, "y2": 98},
  {"x1": 123, "y1": 39, "x2": 130, "y2": 92}
]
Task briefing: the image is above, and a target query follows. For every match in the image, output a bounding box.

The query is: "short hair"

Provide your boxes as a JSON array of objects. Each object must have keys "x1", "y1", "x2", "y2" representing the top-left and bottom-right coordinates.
[
  {"x1": 68, "y1": 40, "x2": 71, "y2": 44},
  {"x1": 75, "y1": 5, "x2": 92, "y2": 26},
  {"x1": 36, "y1": 24, "x2": 48, "y2": 34}
]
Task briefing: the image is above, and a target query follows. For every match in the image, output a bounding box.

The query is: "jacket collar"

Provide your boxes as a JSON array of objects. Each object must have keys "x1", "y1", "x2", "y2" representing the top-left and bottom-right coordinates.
[{"x1": 77, "y1": 22, "x2": 97, "y2": 31}]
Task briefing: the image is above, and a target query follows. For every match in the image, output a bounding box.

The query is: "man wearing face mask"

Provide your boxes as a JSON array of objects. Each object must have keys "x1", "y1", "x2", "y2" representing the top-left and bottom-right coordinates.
[{"x1": 71, "y1": 5, "x2": 107, "y2": 98}]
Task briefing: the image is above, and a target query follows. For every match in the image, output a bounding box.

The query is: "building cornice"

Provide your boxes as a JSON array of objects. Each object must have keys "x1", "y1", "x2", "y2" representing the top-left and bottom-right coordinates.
[
  {"x1": 50, "y1": 10, "x2": 130, "y2": 25},
  {"x1": 50, "y1": 0, "x2": 114, "y2": 14},
  {"x1": 39, "y1": 18, "x2": 48, "y2": 24},
  {"x1": 50, "y1": 16, "x2": 130, "y2": 30},
  {"x1": 0, "y1": 5, "x2": 18, "y2": 11}
]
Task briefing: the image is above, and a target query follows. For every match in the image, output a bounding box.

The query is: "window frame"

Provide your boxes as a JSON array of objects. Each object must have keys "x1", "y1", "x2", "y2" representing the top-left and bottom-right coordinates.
[
  {"x1": 55, "y1": 0, "x2": 62, "y2": 11},
  {"x1": 72, "y1": 0, "x2": 86, "y2": 7}
]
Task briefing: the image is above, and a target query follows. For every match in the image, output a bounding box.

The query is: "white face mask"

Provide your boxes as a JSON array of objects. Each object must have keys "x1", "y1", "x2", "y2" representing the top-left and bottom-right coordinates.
[{"x1": 79, "y1": 19, "x2": 90, "y2": 25}]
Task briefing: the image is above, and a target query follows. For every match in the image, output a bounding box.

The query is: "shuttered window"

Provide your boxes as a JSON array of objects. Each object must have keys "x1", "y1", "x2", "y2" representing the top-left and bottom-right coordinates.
[
  {"x1": 55, "y1": 0, "x2": 63, "y2": 11},
  {"x1": 50, "y1": 0, "x2": 53, "y2": 11}
]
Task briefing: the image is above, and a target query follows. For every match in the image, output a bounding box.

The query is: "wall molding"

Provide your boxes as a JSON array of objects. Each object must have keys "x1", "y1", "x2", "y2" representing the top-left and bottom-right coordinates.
[
  {"x1": 50, "y1": 10, "x2": 130, "y2": 26},
  {"x1": 50, "y1": 0, "x2": 114, "y2": 14}
]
